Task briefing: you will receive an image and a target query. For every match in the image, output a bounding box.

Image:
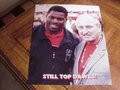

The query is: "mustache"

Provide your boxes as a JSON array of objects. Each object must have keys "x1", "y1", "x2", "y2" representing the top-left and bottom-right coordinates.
[
  {"x1": 50, "y1": 22, "x2": 59, "y2": 25},
  {"x1": 82, "y1": 32, "x2": 92, "y2": 36}
]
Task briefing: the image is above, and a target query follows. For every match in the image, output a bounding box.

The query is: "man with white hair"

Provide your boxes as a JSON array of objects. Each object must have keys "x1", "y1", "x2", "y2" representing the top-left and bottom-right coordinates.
[{"x1": 73, "y1": 13, "x2": 111, "y2": 85}]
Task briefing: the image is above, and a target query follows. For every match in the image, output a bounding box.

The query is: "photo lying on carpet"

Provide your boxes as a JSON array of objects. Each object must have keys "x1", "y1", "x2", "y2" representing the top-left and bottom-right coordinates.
[{"x1": 28, "y1": 4, "x2": 112, "y2": 85}]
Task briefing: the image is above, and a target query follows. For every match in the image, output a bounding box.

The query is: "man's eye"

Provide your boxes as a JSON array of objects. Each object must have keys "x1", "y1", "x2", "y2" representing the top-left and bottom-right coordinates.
[
  {"x1": 50, "y1": 16, "x2": 55, "y2": 19},
  {"x1": 57, "y1": 18, "x2": 64, "y2": 21},
  {"x1": 86, "y1": 25, "x2": 93, "y2": 29},
  {"x1": 78, "y1": 26, "x2": 83, "y2": 29}
]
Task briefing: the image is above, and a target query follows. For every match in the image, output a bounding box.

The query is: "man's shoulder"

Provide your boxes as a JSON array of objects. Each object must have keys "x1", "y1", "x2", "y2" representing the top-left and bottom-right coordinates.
[
  {"x1": 31, "y1": 24, "x2": 45, "y2": 39},
  {"x1": 65, "y1": 29, "x2": 79, "y2": 40},
  {"x1": 33, "y1": 24, "x2": 44, "y2": 32},
  {"x1": 65, "y1": 28, "x2": 80, "y2": 45}
]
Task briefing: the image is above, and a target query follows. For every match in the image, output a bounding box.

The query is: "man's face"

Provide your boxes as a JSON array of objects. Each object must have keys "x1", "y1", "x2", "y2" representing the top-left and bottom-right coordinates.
[
  {"x1": 45, "y1": 11, "x2": 67, "y2": 34},
  {"x1": 76, "y1": 17, "x2": 101, "y2": 42}
]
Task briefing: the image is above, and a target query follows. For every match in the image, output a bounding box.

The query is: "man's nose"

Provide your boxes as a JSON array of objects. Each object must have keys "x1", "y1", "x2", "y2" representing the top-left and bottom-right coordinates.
[
  {"x1": 82, "y1": 30, "x2": 88, "y2": 34},
  {"x1": 52, "y1": 18, "x2": 59, "y2": 23},
  {"x1": 82, "y1": 27, "x2": 89, "y2": 34},
  {"x1": 82, "y1": 27, "x2": 87, "y2": 30}
]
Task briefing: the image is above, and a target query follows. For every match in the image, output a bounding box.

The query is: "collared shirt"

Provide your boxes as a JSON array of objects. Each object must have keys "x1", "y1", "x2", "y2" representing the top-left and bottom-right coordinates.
[
  {"x1": 78, "y1": 42, "x2": 97, "y2": 74},
  {"x1": 45, "y1": 29, "x2": 64, "y2": 47}
]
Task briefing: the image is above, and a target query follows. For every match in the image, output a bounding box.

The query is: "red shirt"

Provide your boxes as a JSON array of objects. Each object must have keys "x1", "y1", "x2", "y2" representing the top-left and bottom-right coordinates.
[
  {"x1": 78, "y1": 42, "x2": 97, "y2": 74},
  {"x1": 45, "y1": 29, "x2": 64, "y2": 47}
]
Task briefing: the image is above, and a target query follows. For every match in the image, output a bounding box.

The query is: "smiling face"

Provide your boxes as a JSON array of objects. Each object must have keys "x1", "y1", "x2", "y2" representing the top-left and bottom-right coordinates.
[
  {"x1": 45, "y1": 10, "x2": 67, "y2": 34},
  {"x1": 75, "y1": 14, "x2": 101, "y2": 42}
]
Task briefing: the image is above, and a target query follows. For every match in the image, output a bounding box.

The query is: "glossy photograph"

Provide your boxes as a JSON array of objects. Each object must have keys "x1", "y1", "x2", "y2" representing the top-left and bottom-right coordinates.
[{"x1": 28, "y1": 4, "x2": 112, "y2": 85}]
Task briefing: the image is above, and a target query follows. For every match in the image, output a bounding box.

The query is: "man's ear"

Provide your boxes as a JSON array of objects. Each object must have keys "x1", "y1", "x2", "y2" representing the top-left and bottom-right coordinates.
[
  {"x1": 65, "y1": 16, "x2": 68, "y2": 22},
  {"x1": 45, "y1": 13, "x2": 48, "y2": 17}
]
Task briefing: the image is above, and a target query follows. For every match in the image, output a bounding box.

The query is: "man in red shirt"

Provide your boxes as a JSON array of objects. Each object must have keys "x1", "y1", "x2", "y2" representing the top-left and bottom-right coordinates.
[
  {"x1": 29, "y1": 5, "x2": 79, "y2": 85},
  {"x1": 73, "y1": 13, "x2": 111, "y2": 85}
]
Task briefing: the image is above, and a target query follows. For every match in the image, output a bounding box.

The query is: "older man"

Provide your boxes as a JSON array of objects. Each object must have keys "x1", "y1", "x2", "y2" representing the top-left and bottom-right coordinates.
[{"x1": 73, "y1": 13, "x2": 111, "y2": 85}]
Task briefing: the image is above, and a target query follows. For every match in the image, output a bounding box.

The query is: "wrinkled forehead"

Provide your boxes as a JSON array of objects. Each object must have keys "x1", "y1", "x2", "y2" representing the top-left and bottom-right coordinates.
[{"x1": 75, "y1": 14, "x2": 100, "y2": 26}]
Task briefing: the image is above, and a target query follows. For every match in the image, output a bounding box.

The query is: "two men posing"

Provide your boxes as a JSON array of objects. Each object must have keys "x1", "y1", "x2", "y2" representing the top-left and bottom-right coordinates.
[{"x1": 28, "y1": 5, "x2": 111, "y2": 85}]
